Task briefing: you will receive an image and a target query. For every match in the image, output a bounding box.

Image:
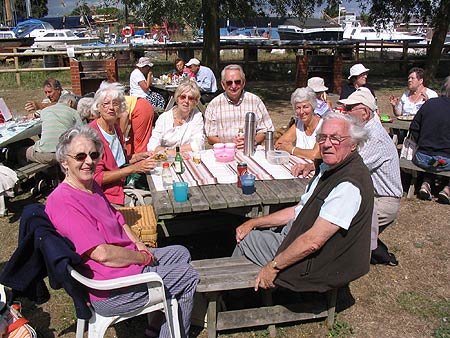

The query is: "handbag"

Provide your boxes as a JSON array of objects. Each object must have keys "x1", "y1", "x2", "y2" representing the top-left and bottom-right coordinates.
[{"x1": 0, "y1": 285, "x2": 37, "y2": 338}]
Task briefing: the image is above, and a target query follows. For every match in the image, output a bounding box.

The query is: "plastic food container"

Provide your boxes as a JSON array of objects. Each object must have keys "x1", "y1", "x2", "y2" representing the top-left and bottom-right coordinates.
[
  {"x1": 266, "y1": 150, "x2": 290, "y2": 165},
  {"x1": 214, "y1": 151, "x2": 235, "y2": 162}
]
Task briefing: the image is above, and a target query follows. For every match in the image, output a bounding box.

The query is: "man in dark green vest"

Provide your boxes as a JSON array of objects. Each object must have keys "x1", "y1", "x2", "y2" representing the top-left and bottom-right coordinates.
[{"x1": 233, "y1": 113, "x2": 374, "y2": 292}]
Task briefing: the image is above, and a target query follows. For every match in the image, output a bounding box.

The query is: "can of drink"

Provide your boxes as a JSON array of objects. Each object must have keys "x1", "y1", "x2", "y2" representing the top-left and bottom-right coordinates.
[{"x1": 237, "y1": 162, "x2": 248, "y2": 187}]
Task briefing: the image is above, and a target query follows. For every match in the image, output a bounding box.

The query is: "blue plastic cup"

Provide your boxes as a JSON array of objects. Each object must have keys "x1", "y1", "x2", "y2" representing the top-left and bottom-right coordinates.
[
  {"x1": 173, "y1": 182, "x2": 188, "y2": 202},
  {"x1": 240, "y1": 174, "x2": 256, "y2": 195}
]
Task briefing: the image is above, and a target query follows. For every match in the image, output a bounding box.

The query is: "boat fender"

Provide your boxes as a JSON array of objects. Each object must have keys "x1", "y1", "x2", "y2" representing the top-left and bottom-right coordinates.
[{"x1": 122, "y1": 26, "x2": 134, "y2": 37}]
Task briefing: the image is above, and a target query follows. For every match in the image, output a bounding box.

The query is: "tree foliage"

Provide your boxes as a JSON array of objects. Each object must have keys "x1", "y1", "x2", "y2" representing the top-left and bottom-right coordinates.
[{"x1": 14, "y1": 0, "x2": 48, "y2": 20}]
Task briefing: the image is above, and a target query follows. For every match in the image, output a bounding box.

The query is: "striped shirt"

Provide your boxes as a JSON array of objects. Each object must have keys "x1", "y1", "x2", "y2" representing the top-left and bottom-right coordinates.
[{"x1": 204, "y1": 91, "x2": 274, "y2": 142}]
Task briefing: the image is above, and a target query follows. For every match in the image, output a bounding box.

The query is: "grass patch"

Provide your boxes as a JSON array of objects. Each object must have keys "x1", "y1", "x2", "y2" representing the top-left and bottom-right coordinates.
[
  {"x1": 398, "y1": 291, "x2": 450, "y2": 322},
  {"x1": 327, "y1": 318, "x2": 354, "y2": 337}
]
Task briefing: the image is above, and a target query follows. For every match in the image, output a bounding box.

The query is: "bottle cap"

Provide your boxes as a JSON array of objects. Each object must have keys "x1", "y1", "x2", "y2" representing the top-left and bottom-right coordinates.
[{"x1": 163, "y1": 162, "x2": 170, "y2": 168}]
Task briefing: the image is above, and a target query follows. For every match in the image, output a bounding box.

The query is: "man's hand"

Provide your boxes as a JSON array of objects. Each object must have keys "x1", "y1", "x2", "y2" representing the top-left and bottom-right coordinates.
[
  {"x1": 254, "y1": 263, "x2": 278, "y2": 291},
  {"x1": 235, "y1": 219, "x2": 256, "y2": 244},
  {"x1": 292, "y1": 162, "x2": 315, "y2": 177},
  {"x1": 25, "y1": 101, "x2": 38, "y2": 112}
]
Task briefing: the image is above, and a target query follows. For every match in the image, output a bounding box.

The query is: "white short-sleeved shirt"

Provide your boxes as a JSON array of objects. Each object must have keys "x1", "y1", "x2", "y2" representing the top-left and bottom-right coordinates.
[
  {"x1": 397, "y1": 88, "x2": 438, "y2": 116},
  {"x1": 129, "y1": 69, "x2": 147, "y2": 98},
  {"x1": 292, "y1": 162, "x2": 362, "y2": 230},
  {"x1": 295, "y1": 118, "x2": 323, "y2": 150}
]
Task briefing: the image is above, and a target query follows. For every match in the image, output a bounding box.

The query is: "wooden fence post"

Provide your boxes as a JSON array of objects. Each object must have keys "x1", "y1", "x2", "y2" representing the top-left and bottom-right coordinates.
[{"x1": 13, "y1": 48, "x2": 20, "y2": 86}]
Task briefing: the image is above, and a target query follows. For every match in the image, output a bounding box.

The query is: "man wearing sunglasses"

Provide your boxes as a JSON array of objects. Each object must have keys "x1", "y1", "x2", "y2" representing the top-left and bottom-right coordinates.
[
  {"x1": 338, "y1": 88, "x2": 402, "y2": 266},
  {"x1": 204, "y1": 64, "x2": 274, "y2": 148},
  {"x1": 233, "y1": 113, "x2": 374, "y2": 292},
  {"x1": 185, "y1": 58, "x2": 217, "y2": 93}
]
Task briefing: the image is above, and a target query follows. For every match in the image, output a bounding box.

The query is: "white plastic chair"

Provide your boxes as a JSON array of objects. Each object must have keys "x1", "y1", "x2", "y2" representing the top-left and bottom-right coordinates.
[{"x1": 67, "y1": 265, "x2": 181, "y2": 338}]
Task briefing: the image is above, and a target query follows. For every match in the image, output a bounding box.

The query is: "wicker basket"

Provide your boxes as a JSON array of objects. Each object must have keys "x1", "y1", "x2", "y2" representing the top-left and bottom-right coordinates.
[{"x1": 118, "y1": 205, "x2": 158, "y2": 248}]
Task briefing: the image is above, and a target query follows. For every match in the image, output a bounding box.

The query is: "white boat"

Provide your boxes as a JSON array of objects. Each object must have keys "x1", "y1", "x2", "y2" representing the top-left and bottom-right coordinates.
[
  {"x1": 31, "y1": 29, "x2": 99, "y2": 49},
  {"x1": 343, "y1": 21, "x2": 425, "y2": 43},
  {"x1": 277, "y1": 24, "x2": 343, "y2": 41}
]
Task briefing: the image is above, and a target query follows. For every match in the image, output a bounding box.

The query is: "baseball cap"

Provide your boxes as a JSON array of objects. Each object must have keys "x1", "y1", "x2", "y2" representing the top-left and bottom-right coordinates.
[
  {"x1": 337, "y1": 88, "x2": 376, "y2": 111},
  {"x1": 348, "y1": 63, "x2": 370, "y2": 79},
  {"x1": 136, "y1": 57, "x2": 153, "y2": 68},
  {"x1": 307, "y1": 77, "x2": 328, "y2": 92},
  {"x1": 185, "y1": 58, "x2": 201, "y2": 67}
]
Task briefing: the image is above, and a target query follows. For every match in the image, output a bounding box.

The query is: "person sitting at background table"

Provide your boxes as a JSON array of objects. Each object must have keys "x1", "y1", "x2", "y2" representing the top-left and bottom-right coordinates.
[
  {"x1": 204, "y1": 64, "x2": 274, "y2": 149},
  {"x1": 185, "y1": 58, "x2": 217, "y2": 93},
  {"x1": 307, "y1": 77, "x2": 332, "y2": 117},
  {"x1": 147, "y1": 81, "x2": 204, "y2": 156},
  {"x1": 340, "y1": 63, "x2": 376, "y2": 100},
  {"x1": 409, "y1": 76, "x2": 450, "y2": 204},
  {"x1": 275, "y1": 87, "x2": 322, "y2": 161},
  {"x1": 25, "y1": 78, "x2": 72, "y2": 117},
  {"x1": 89, "y1": 82, "x2": 156, "y2": 206},
  {"x1": 389, "y1": 67, "x2": 438, "y2": 117},
  {"x1": 129, "y1": 57, "x2": 166, "y2": 109},
  {"x1": 45, "y1": 124, "x2": 199, "y2": 338},
  {"x1": 171, "y1": 57, "x2": 194, "y2": 81}
]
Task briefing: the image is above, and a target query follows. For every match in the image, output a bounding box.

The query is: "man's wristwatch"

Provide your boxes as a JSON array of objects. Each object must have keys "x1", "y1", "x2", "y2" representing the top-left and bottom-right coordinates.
[{"x1": 271, "y1": 260, "x2": 280, "y2": 271}]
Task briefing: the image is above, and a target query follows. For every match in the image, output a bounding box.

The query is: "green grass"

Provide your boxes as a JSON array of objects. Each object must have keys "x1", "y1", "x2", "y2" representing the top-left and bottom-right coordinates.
[{"x1": 327, "y1": 318, "x2": 354, "y2": 338}]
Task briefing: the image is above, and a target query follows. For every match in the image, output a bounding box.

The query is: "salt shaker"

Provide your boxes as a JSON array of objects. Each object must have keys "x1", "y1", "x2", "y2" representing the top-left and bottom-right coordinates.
[
  {"x1": 244, "y1": 112, "x2": 256, "y2": 156},
  {"x1": 265, "y1": 131, "x2": 274, "y2": 156}
]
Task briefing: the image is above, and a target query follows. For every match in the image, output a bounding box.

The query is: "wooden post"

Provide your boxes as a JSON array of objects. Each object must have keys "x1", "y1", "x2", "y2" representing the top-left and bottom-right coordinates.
[{"x1": 13, "y1": 48, "x2": 20, "y2": 86}]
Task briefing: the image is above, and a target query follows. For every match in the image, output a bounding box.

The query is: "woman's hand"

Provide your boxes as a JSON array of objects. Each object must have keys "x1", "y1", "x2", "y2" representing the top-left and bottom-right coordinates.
[
  {"x1": 275, "y1": 140, "x2": 293, "y2": 152},
  {"x1": 132, "y1": 157, "x2": 156, "y2": 173},
  {"x1": 389, "y1": 95, "x2": 399, "y2": 107}
]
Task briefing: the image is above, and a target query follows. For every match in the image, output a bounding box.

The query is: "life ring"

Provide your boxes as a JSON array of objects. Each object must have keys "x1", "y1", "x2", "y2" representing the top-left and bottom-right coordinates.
[{"x1": 122, "y1": 26, "x2": 134, "y2": 37}]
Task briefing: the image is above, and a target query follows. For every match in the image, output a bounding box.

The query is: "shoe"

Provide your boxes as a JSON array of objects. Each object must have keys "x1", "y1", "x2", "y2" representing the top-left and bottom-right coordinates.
[
  {"x1": 418, "y1": 182, "x2": 432, "y2": 200},
  {"x1": 437, "y1": 189, "x2": 450, "y2": 204}
]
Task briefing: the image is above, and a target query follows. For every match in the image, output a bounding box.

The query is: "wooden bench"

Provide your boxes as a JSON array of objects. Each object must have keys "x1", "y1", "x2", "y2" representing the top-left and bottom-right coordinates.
[
  {"x1": 15, "y1": 162, "x2": 54, "y2": 182},
  {"x1": 399, "y1": 158, "x2": 450, "y2": 198},
  {"x1": 191, "y1": 256, "x2": 337, "y2": 338}
]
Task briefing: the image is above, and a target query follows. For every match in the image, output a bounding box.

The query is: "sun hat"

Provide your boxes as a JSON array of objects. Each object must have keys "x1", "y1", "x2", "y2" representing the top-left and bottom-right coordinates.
[
  {"x1": 136, "y1": 57, "x2": 153, "y2": 68},
  {"x1": 337, "y1": 88, "x2": 376, "y2": 111},
  {"x1": 348, "y1": 63, "x2": 370, "y2": 79},
  {"x1": 185, "y1": 58, "x2": 201, "y2": 67},
  {"x1": 307, "y1": 77, "x2": 328, "y2": 92}
]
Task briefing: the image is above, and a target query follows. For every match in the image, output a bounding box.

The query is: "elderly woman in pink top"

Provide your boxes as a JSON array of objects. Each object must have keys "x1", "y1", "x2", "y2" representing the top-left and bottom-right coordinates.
[
  {"x1": 89, "y1": 82, "x2": 156, "y2": 206},
  {"x1": 45, "y1": 124, "x2": 199, "y2": 338}
]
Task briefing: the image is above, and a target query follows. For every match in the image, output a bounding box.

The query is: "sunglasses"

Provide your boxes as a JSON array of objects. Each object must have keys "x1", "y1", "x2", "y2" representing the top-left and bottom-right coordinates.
[
  {"x1": 179, "y1": 94, "x2": 196, "y2": 102},
  {"x1": 67, "y1": 152, "x2": 101, "y2": 162},
  {"x1": 225, "y1": 79, "x2": 242, "y2": 86}
]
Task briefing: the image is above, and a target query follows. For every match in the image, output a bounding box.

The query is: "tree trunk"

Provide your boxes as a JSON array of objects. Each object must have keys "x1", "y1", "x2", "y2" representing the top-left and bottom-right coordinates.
[
  {"x1": 202, "y1": 0, "x2": 220, "y2": 78},
  {"x1": 425, "y1": 0, "x2": 450, "y2": 81}
]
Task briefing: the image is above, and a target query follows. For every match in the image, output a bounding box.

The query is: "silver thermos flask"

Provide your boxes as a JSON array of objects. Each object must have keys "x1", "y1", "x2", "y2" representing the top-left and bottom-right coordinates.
[
  {"x1": 265, "y1": 131, "x2": 274, "y2": 157},
  {"x1": 244, "y1": 112, "x2": 256, "y2": 156}
]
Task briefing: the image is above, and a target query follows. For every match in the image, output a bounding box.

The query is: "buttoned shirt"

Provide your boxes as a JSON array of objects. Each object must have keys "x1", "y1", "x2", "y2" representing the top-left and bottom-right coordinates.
[
  {"x1": 195, "y1": 66, "x2": 217, "y2": 93},
  {"x1": 204, "y1": 91, "x2": 274, "y2": 142}
]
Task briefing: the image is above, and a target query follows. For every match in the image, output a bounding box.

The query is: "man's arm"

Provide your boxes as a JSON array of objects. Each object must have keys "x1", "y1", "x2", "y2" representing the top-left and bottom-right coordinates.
[
  {"x1": 254, "y1": 216, "x2": 339, "y2": 290},
  {"x1": 235, "y1": 205, "x2": 297, "y2": 244}
]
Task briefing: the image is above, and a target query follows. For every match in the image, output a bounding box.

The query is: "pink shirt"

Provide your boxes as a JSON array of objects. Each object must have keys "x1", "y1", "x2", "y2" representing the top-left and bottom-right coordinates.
[{"x1": 45, "y1": 182, "x2": 143, "y2": 301}]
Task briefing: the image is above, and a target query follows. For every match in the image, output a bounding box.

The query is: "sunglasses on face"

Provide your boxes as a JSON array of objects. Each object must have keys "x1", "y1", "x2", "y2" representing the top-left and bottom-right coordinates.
[
  {"x1": 225, "y1": 79, "x2": 242, "y2": 86},
  {"x1": 67, "y1": 151, "x2": 101, "y2": 162},
  {"x1": 316, "y1": 134, "x2": 351, "y2": 145},
  {"x1": 179, "y1": 94, "x2": 196, "y2": 102}
]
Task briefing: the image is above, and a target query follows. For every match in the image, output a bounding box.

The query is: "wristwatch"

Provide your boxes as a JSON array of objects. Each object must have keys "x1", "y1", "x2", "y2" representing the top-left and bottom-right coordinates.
[{"x1": 271, "y1": 260, "x2": 280, "y2": 271}]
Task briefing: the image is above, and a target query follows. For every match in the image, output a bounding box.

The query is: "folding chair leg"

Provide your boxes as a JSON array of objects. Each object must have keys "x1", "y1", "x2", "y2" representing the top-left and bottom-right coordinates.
[{"x1": 76, "y1": 319, "x2": 86, "y2": 338}]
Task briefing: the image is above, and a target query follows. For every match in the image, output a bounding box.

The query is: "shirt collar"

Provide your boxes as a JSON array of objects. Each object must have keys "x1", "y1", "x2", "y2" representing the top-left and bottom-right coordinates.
[{"x1": 224, "y1": 90, "x2": 245, "y2": 106}]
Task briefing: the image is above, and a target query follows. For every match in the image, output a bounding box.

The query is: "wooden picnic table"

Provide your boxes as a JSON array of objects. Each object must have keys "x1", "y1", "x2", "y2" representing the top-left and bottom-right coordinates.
[
  {"x1": 0, "y1": 118, "x2": 42, "y2": 148},
  {"x1": 382, "y1": 117, "x2": 412, "y2": 131},
  {"x1": 146, "y1": 172, "x2": 309, "y2": 220}
]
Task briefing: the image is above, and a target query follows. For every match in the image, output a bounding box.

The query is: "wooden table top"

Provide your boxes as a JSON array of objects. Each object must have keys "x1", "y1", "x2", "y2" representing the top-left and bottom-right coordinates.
[
  {"x1": 146, "y1": 174, "x2": 309, "y2": 219},
  {"x1": 382, "y1": 118, "x2": 412, "y2": 131}
]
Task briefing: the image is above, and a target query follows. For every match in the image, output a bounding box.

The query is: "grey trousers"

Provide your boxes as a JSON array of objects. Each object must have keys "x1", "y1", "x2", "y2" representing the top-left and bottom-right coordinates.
[
  {"x1": 232, "y1": 220, "x2": 293, "y2": 267},
  {"x1": 25, "y1": 146, "x2": 57, "y2": 165},
  {"x1": 92, "y1": 245, "x2": 199, "y2": 338}
]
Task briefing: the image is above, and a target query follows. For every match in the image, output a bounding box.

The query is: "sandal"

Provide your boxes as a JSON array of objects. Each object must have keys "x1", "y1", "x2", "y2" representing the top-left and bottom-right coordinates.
[
  {"x1": 437, "y1": 188, "x2": 450, "y2": 204},
  {"x1": 418, "y1": 182, "x2": 432, "y2": 201}
]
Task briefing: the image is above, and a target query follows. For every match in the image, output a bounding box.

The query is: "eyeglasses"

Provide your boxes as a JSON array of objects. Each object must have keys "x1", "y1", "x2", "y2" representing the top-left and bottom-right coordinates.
[
  {"x1": 67, "y1": 152, "x2": 101, "y2": 162},
  {"x1": 316, "y1": 134, "x2": 351, "y2": 145},
  {"x1": 224, "y1": 79, "x2": 242, "y2": 86},
  {"x1": 345, "y1": 105, "x2": 366, "y2": 113},
  {"x1": 179, "y1": 94, "x2": 196, "y2": 102},
  {"x1": 101, "y1": 101, "x2": 121, "y2": 109}
]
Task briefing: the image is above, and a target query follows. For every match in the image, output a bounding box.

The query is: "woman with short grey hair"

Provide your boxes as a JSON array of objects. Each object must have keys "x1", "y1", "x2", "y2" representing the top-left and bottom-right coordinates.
[
  {"x1": 77, "y1": 97, "x2": 95, "y2": 122},
  {"x1": 275, "y1": 87, "x2": 322, "y2": 160}
]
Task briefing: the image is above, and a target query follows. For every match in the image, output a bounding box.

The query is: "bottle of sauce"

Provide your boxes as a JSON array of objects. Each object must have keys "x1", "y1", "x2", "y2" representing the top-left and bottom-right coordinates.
[
  {"x1": 174, "y1": 146, "x2": 183, "y2": 174},
  {"x1": 162, "y1": 162, "x2": 173, "y2": 189}
]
